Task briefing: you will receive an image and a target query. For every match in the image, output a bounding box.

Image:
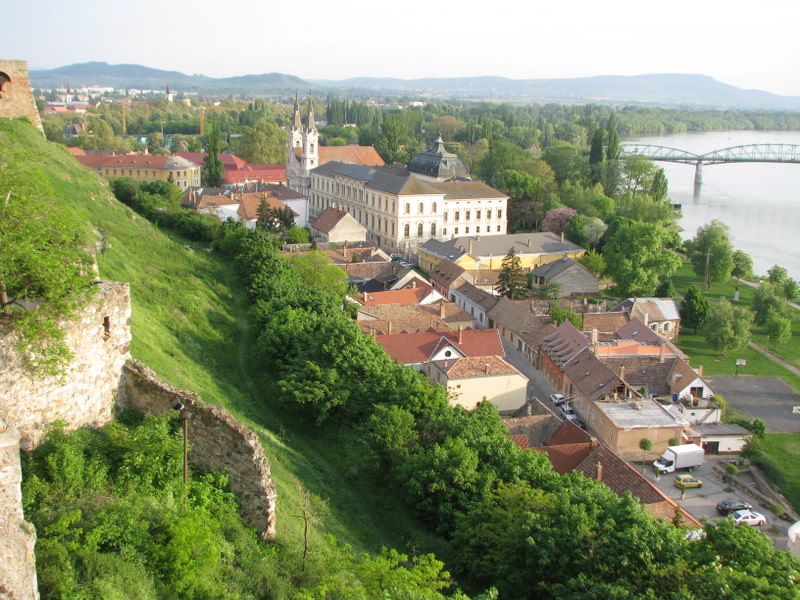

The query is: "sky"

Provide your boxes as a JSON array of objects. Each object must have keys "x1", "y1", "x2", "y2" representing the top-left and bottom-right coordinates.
[{"x1": 5, "y1": 0, "x2": 800, "y2": 96}]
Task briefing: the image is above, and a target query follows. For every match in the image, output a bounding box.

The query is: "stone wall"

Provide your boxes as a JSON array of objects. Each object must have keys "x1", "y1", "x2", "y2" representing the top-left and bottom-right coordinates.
[
  {"x1": 0, "y1": 426, "x2": 39, "y2": 600},
  {"x1": 120, "y1": 360, "x2": 277, "y2": 539},
  {"x1": 0, "y1": 281, "x2": 131, "y2": 450},
  {"x1": 0, "y1": 60, "x2": 43, "y2": 133}
]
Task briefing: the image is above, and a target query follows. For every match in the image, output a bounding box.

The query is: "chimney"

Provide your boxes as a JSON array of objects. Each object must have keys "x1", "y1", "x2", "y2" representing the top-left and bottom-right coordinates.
[
  {"x1": 388, "y1": 321, "x2": 392, "y2": 335},
  {"x1": 527, "y1": 238, "x2": 532, "y2": 248},
  {"x1": 643, "y1": 312, "x2": 649, "y2": 326},
  {"x1": 440, "y1": 300, "x2": 446, "y2": 318},
  {"x1": 591, "y1": 328, "x2": 598, "y2": 345},
  {"x1": 412, "y1": 280, "x2": 416, "y2": 289},
  {"x1": 458, "y1": 326, "x2": 463, "y2": 345},
  {"x1": 619, "y1": 365, "x2": 625, "y2": 381},
  {"x1": 596, "y1": 462, "x2": 603, "y2": 482},
  {"x1": 697, "y1": 364, "x2": 704, "y2": 376},
  {"x1": 362, "y1": 291, "x2": 367, "y2": 303},
  {"x1": 659, "y1": 341, "x2": 665, "y2": 363},
  {"x1": 526, "y1": 402, "x2": 533, "y2": 416},
  {"x1": 484, "y1": 362, "x2": 490, "y2": 374}
]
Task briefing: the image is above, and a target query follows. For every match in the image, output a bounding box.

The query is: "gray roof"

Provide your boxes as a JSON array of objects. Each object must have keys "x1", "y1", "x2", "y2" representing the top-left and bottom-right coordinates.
[
  {"x1": 407, "y1": 137, "x2": 470, "y2": 180},
  {"x1": 532, "y1": 256, "x2": 581, "y2": 278},
  {"x1": 419, "y1": 238, "x2": 468, "y2": 262},
  {"x1": 452, "y1": 282, "x2": 500, "y2": 311},
  {"x1": 697, "y1": 423, "x2": 752, "y2": 436},
  {"x1": 611, "y1": 298, "x2": 681, "y2": 322},
  {"x1": 447, "y1": 232, "x2": 584, "y2": 258}
]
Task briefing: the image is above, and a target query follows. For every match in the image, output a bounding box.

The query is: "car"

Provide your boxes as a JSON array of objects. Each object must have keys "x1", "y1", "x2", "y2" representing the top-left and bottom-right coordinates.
[
  {"x1": 716, "y1": 498, "x2": 753, "y2": 515},
  {"x1": 550, "y1": 393, "x2": 567, "y2": 405},
  {"x1": 673, "y1": 473, "x2": 703, "y2": 489},
  {"x1": 559, "y1": 404, "x2": 578, "y2": 422},
  {"x1": 730, "y1": 509, "x2": 767, "y2": 526}
]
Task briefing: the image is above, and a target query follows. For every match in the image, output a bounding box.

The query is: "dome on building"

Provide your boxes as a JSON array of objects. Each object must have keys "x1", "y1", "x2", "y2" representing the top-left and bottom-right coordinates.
[{"x1": 407, "y1": 136, "x2": 470, "y2": 180}]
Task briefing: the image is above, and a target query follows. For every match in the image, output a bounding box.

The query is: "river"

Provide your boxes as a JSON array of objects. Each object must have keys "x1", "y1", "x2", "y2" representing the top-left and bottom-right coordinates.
[{"x1": 625, "y1": 130, "x2": 800, "y2": 281}]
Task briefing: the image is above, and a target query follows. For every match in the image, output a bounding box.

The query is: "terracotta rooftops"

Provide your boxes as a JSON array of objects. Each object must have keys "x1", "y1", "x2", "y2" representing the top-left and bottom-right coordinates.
[
  {"x1": 310, "y1": 207, "x2": 351, "y2": 233},
  {"x1": 375, "y1": 328, "x2": 504, "y2": 364},
  {"x1": 358, "y1": 285, "x2": 436, "y2": 306},
  {"x1": 430, "y1": 355, "x2": 521, "y2": 379}
]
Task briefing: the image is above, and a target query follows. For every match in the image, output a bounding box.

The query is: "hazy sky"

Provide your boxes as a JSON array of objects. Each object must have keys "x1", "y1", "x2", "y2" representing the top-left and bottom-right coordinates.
[{"x1": 5, "y1": 0, "x2": 800, "y2": 96}]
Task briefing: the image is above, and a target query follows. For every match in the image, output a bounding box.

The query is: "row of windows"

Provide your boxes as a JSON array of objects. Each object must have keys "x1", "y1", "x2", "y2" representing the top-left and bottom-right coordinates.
[
  {"x1": 106, "y1": 168, "x2": 196, "y2": 179},
  {"x1": 400, "y1": 223, "x2": 502, "y2": 239}
]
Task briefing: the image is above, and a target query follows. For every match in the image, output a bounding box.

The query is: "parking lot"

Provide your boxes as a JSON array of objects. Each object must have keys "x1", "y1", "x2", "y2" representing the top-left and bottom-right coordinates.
[
  {"x1": 708, "y1": 376, "x2": 800, "y2": 433},
  {"x1": 641, "y1": 454, "x2": 789, "y2": 548}
]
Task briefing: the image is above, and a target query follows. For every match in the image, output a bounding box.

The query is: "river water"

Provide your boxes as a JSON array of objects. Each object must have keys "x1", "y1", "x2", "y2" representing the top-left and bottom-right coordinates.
[{"x1": 625, "y1": 130, "x2": 800, "y2": 280}]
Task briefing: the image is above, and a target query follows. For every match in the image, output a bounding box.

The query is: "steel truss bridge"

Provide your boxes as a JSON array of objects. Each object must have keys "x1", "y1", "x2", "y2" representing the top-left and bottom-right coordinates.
[{"x1": 620, "y1": 143, "x2": 800, "y2": 185}]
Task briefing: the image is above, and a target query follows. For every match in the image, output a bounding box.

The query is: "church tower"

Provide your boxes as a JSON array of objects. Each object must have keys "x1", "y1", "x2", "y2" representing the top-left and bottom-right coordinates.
[{"x1": 300, "y1": 97, "x2": 318, "y2": 173}]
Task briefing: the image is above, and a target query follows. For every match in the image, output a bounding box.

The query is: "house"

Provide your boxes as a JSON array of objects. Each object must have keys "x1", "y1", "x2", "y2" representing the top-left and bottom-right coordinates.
[
  {"x1": 428, "y1": 355, "x2": 528, "y2": 412},
  {"x1": 451, "y1": 282, "x2": 500, "y2": 329},
  {"x1": 184, "y1": 186, "x2": 298, "y2": 229},
  {"x1": 309, "y1": 207, "x2": 367, "y2": 244},
  {"x1": 374, "y1": 328, "x2": 505, "y2": 368},
  {"x1": 503, "y1": 402, "x2": 701, "y2": 527},
  {"x1": 356, "y1": 283, "x2": 442, "y2": 307},
  {"x1": 75, "y1": 153, "x2": 202, "y2": 189},
  {"x1": 611, "y1": 297, "x2": 681, "y2": 341},
  {"x1": 175, "y1": 152, "x2": 286, "y2": 185},
  {"x1": 530, "y1": 256, "x2": 599, "y2": 297},
  {"x1": 418, "y1": 232, "x2": 585, "y2": 274},
  {"x1": 697, "y1": 423, "x2": 751, "y2": 454},
  {"x1": 487, "y1": 297, "x2": 556, "y2": 365},
  {"x1": 357, "y1": 301, "x2": 474, "y2": 335}
]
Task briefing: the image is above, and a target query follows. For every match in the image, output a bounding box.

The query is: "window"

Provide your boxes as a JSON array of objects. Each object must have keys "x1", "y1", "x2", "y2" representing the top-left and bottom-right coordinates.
[
  {"x1": 497, "y1": 225, "x2": 501, "y2": 232},
  {"x1": 476, "y1": 226, "x2": 481, "y2": 233},
  {"x1": 431, "y1": 223, "x2": 436, "y2": 236},
  {"x1": 404, "y1": 223, "x2": 410, "y2": 238},
  {"x1": 663, "y1": 322, "x2": 671, "y2": 331},
  {"x1": 465, "y1": 227, "x2": 470, "y2": 233},
  {"x1": 455, "y1": 227, "x2": 459, "y2": 234},
  {"x1": 487, "y1": 209, "x2": 492, "y2": 220},
  {"x1": 466, "y1": 210, "x2": 471, "y2": 221},
  {"x1": 432, "y1": 202, "x2": 437, "y2": 214},
  {"x1": 417, "y1": 223, "x2": 423, "y2": 237},
  {"x1": 455, "y1": 210, "x2": 460, "y2": 222},
  {"x1": 443, "y1": 211, "x2": 448, "y2": 222},
  {"x1": 405, "y1": 203, "x2": 410, "y2": 214},
  {"x1": 476, "y1": 210, "x2": 481, "y2": 220},
  {"x1": 497, "y1": 210, "x2": 502, "y2": 219},
  {"x1": 419, "y1": 202, "x2": 424, "y2": 214}
]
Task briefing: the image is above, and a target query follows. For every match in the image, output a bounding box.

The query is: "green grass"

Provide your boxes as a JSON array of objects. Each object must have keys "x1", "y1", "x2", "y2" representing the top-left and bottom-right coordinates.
[
  {"x1": 3, "y1": 119, "x2": 440, "y2": 566},
  {"x1": 758, "y1": 434, "x2": 800, "y2": 511}
]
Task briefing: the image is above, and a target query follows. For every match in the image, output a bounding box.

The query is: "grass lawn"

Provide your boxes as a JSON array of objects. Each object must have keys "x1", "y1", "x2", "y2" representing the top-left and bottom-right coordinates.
[{"x1": 759, "y1": 434, "x2": 800, "y2": 511}]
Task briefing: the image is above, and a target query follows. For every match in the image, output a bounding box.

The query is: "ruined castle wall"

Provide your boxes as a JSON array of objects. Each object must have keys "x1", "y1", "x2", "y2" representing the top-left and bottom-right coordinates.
[
  {"x1": 120, "y1": 361, "x2": 277, "y2": 539},
  {"x1": 0, "y1": 281, "x2": 131, "y2": 450},
  {"x1": 0, "y1": 60, "x2": 43, "y2": 133},
  {"x1": 0, "y1": 427, "x2": 39, "y2": 600}
]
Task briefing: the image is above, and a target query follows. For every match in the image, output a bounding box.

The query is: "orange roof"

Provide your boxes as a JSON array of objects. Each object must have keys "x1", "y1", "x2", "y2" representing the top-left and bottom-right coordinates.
[
  {"x1": 435, "y1": 355, "x2": 521, "y2": 379},
  {"x1": 66, "y1": 147, "x2": 86, "y2": 156},
  {"x1": 237, "y1": 194, "x2": 291, "y2": 221},
  {"x1": 358, "y1": 285, "x2": 436, "y2": 306},
  {"x1": 293, "y1": 145, "x2": 385, "y2": 167},
  {"x1": 375, "y1": 328, "x2": 504, "y2": 364}
]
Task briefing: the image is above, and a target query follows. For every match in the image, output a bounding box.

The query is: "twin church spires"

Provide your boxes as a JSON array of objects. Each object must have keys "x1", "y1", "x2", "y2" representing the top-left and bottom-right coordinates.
[{"x1": 288, "y1": 93, "x2": 318, "y2": 175}]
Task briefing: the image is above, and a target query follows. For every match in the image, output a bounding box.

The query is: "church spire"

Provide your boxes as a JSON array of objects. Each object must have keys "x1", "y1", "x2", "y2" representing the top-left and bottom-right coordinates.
[
  {"x1": 306, "y1": 97, "x2": 316, "y2": 132},
  {"x1": 293, "y1": 92, "x2": 302, "y2": 130}
]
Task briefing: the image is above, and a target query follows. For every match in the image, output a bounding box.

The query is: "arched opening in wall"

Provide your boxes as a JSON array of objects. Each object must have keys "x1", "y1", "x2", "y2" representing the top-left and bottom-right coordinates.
[
  {"x1": 103, "y1": 316, "x2": 111, "y2": 341},
  {"x1": 0, "y1": 72, "x2": 10, "y2": 98}
]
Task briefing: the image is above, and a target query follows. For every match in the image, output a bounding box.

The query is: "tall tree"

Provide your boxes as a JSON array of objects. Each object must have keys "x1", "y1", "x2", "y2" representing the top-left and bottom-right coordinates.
[
  {"x1": 680, "y1": 285, "x2": 709, "y2": 334},
  {"x1": 731, "y1": 249, "x2": 754, "y2": 282},
  {"x1": 688, "y1": 220, "x2": 734, "y2": 288},
  {"x1": 235, "y1": 118, "x2": 285, "y2": 164},
  {"x1": 589, "y1": 126, "x2": 605, "y2": 184},
  {"x1": 603, "y1": 220, "x2": 682, "y2": 297},
  {"x1": 496, "y1": 248, "x2": 527, "y2": 300},
  {"x1": 603, "y1": 114, "x2": 621, "y2": 197},
  {"x1": 705, "y1": 298, "x2": 753, "y2": 355},
  {"x1": 202, "y1": 120, "x2": 223, "y2": 187}
]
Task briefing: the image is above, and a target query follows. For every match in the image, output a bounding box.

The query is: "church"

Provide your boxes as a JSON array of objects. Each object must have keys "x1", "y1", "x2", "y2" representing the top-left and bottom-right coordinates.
[{"x1": 287, "y1": 98, "x2": 508, "y2": 259}]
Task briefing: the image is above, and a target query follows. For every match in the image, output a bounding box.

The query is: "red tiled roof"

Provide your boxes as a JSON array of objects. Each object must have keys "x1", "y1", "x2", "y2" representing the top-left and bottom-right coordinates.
[
  {"x1": 292, "y1": 145, "x2": 385, "y2": 167},
  {"x1": 434, "y1": 355, "x2": 521, "y2": 379},
  {"x1": 545, "y1": 420, "x2": 592, "y2": 446},
  {"x1": 176, "y1": 152, "x2": 286, "y2": 183},
  {"x1": 535, "y1": 443, "x2": 596, "y2": 474},
  {"x1": 508, "y1": 434, "x2": 530, "y2": 449},
  {"x1": 358, "y1": 285, "x2": 436, "y2": 307},
  {"x1": 375, "y1": 328, "x2": 504, "y2": 364}
]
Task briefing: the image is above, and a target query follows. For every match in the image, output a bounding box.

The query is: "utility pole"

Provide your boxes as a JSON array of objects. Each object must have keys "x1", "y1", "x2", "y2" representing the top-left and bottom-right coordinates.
[{"x1": 704, "y1": 248, "x2": 711, "y2": 290}]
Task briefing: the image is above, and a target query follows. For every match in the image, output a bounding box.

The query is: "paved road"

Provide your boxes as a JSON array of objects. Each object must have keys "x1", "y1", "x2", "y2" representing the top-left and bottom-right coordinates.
[
  {"x1": 708, "y1": 376, "x2": 800, "y2": 433},
  {"x1": 501, "y1": 339, "x2": 557, "y2": 406}
]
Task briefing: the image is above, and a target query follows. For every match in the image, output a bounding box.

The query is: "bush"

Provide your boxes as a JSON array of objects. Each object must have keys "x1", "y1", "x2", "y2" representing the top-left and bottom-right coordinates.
[
  {"x1": 753, "y1": 454, "x2": 787, "y2": 489},
  {"x1": 770, "y1": 503, "x2": 786, "y2": 516}
]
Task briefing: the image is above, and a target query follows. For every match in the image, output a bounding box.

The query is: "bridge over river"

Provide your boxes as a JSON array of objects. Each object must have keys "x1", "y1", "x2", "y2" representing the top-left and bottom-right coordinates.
[{"x1": 620, "y1": 143, "x2": 800, "y2": 186}]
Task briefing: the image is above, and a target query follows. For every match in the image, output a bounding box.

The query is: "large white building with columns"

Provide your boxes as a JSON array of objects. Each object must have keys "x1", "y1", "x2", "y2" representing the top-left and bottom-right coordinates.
[{"x1": 306, "y1": 138, "x2": 508, "y2": 258}]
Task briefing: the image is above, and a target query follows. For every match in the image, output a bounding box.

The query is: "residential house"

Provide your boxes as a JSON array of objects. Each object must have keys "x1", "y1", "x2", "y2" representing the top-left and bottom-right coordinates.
[
  {"x1": 375, "y1": 328, "x2": 505, "y2": 368},
  {"x1": 503, "y1": 402, "x2": 701, "y2": 527},
  {"x1": 75, "y1": 153, "x2": 202, "y2": 189},
  {"x1": 489, "y1": 297, "x2": 556, "y2": 366},
  {"x1": 357, "y1": 283, "x2": 443, "y2": 307},
  {"x1": 175, "y1": 152, "x2": 286, "y2": 186},
  {"x1": 451, "y1": 282, "x2": 500, "y2": 329},
  {"x1": 530, "y1": 256, "x2": 599, "y2": 297},
  {"x1": 430, "y1": 260, "x2": 499, "y2": 299},
  {"x1": 357, "y1": 301, "x2": 474, "y2": 335},
  {"x1": 428, "y1": 355, "x2": 528, "y2": 412},
  {"x1": 309, "y1": 207, "x2": 367, "y2": 244},
  {"x1": 611, "y1": 297, "x2": 681, "y2": 341},
  {"x1": 696, "y1": 423, "x2": 751, "y2": 454},
  {"x1": 418, "y1": 232, "x2": 585, "y2": 274},
  {"x1": 184, "y1": 186, "x2": 298, "y2": 229}
]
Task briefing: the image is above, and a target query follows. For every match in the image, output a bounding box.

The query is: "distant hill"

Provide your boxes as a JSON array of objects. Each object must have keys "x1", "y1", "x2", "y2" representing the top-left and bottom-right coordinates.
[
  {"x1": 30, "y1": 62, "x2": 800, "y2": 110},
  {"x1": 29, "y1": 61, "x2": 313, "y2": 94}
]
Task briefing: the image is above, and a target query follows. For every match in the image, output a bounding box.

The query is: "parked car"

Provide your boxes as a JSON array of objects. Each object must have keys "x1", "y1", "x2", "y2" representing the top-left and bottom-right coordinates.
[
  {"x1": 550, "y1": 393, "x2": 567, "y2": 405},
  {"x1": 730, "y1": 509, "x2": 767, "y2": 526},
  {"x1": 673, "y1": 473, "x2": 703, "y2": 489},
  {"x1": 716, "y1": 498, "x2": 753, "y2": 515},
  {"x1": 559, "y1": 404, "x2": 577, "y2": 421}
]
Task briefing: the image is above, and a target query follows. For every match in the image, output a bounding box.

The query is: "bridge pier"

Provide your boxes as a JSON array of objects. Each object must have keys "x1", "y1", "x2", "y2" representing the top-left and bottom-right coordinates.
[{"x1": 694, "y1": 161, "x2": 703, "y2": 186}]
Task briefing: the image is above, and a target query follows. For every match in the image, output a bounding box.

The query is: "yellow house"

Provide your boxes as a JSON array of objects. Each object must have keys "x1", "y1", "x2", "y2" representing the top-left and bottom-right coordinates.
[
  {"x1": 418, "y1": 232, "x2": 585, "y2": 273},
  {"x1": 426, "y1": 355, "x2": 528, "y2": 412},
  {"x1": 75, "y1": 154, "x2": 202, "y2": 190}
]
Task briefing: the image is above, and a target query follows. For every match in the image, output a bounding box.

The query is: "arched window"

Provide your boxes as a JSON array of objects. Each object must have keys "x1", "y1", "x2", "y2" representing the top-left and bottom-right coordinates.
[
  {"x1": 663, "y1": 322, "x2": 671, "y2": 332},
  {"x1": 404, "y1": 223, "x2": 410, "y2": 238},
  {"x1": 419, "y1": 202, "x2": 424, "y2": 214},
  {"x1": 417, "y1": 222, "x2": 423, "y2": 237},
  {"x1": 432, "y1": 202, "x2": 437, "y2": 214},
  {"x1": 405, "y1": 203, "x2": 410, "y2": 214},
  {"x1": 431, "y1": 223, "x2": 436, "y2": 236}
]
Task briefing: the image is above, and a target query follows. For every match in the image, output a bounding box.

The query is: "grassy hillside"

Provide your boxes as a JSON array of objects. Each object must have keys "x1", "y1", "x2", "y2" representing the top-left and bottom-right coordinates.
[{"x1": 0, "y1": 119, "x2": 439, "y2": 569}]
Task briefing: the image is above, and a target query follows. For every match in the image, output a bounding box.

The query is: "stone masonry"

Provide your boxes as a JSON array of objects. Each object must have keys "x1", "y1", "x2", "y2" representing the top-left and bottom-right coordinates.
[
  {"x1": 120, "y1": 360, "x2": 278, "y2": 539},
  {"x1": 0, "y1": 60, "x2": 43, "y2": 134}
]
